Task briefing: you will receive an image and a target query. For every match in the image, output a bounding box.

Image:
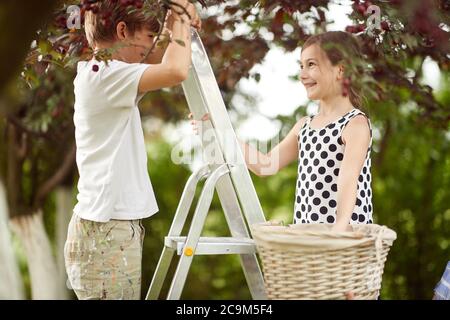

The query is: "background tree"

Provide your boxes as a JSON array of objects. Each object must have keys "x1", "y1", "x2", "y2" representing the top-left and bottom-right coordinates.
[{"x1": 0, "y1": 1, "x2": 57, "y2": 101}]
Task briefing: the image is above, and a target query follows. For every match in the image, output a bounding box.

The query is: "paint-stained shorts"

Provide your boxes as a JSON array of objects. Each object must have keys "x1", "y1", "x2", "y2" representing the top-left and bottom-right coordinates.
[{"x1": 64, "y1": 214, "x2": 145, "y2": 300}]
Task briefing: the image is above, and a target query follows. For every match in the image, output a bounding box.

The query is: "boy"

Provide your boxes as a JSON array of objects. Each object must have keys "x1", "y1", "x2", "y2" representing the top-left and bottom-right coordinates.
[{"x1": 64, "y1": 0, "x2": 200, "y2": 300}]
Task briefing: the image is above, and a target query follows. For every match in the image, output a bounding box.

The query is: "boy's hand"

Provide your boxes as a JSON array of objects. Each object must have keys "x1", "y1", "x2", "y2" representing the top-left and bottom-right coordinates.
[
  {"x1": 168, "y1": 0, "x2": 202, "y2": 30},
  {"x1": 189, "y1": 112, "x2": 209, "y2": 135}
]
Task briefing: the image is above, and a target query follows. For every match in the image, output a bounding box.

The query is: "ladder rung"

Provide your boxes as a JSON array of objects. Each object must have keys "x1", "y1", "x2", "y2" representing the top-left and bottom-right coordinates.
[{"x1": 165, "y1": 236, "x2": 257, "y2": 255}]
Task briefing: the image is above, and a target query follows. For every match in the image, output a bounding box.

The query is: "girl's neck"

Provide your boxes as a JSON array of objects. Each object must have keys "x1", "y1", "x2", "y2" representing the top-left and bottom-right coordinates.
[{"x1": 318, "y1": 94, "x2": 354, "y2": 117}]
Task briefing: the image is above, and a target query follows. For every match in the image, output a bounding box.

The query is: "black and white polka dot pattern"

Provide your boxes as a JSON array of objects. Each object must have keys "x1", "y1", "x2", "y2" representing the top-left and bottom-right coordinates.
[{"x1": 294, "y1": 108, "x2": 373, "y2": 225}]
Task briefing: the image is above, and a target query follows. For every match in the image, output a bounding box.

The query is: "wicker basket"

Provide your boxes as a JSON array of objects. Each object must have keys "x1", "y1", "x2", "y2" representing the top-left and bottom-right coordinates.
[{"x1": 251, "y1": 221, "x2": 396, "y2": 300}]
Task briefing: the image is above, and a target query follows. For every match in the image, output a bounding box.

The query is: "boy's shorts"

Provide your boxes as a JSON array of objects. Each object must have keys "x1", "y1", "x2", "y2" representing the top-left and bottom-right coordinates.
[{"x1": 64, "y1": 214, "x2": 145, "y2": 300}]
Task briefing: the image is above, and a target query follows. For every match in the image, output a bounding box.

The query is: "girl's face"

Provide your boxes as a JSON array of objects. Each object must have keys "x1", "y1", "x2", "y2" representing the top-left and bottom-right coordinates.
[{"x1": 300, "y1": 44, "x2": 343, "y2": 101}]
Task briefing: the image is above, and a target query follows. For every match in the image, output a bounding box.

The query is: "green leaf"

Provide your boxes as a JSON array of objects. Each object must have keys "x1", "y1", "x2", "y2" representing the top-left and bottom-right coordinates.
[{"x1": 175, "y1": 39, "x2": 185, "y2": 47}]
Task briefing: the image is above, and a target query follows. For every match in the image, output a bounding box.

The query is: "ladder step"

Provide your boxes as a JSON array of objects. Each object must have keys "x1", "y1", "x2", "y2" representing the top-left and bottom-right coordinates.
[{"x1": 165, "y1": 236, "x2": 257, "y2": 255}]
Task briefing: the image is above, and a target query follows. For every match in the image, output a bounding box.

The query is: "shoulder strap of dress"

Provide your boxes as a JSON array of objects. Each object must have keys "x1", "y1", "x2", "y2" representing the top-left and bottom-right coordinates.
[
  {"x1": 339, "y1": 109, "x2": 373, "y2": 145},
  {"x1": 300, "y1": 115, "x2": 313, "y2": 129}
]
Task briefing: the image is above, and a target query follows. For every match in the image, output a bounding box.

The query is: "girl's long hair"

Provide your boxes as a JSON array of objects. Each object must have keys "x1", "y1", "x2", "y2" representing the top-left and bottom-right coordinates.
[{"x1": 302, "y1": 31, "x2": 366, "y2": 111}]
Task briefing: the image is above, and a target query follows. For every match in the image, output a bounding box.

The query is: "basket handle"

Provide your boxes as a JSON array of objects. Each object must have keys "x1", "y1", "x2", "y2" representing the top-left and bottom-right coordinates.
[{"x1": 375, "y1": 226, "x2": 386, "y2": 265}]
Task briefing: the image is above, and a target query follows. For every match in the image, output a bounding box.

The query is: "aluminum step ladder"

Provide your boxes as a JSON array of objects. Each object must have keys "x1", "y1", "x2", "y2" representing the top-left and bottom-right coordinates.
[{"x1": 145, "y1": 29, "x2": 267, "y2": 300}]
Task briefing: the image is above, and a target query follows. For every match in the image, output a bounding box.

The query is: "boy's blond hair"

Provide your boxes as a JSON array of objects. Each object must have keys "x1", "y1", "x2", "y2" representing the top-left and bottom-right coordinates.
[{"x1": 84, "y1": 0, "x2": 160, "y2": 48}]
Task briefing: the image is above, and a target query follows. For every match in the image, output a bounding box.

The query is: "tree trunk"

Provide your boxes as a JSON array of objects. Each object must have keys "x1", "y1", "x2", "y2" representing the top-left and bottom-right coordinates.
[
  {"x1": 10, "y1": 211, "x2": 65, "y2": 299},
  {"x1": 0, "y1": 180, "x2": 24, "y2": 299},
  {"x1": 55, "y1": 187, "x2": 73, "y2": 300}
]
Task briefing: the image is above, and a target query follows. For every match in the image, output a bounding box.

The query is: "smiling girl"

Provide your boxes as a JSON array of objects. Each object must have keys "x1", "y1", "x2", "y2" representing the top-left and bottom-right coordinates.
[{"x1": 192, "y1": 31, "x2": 373, "y2": 232}]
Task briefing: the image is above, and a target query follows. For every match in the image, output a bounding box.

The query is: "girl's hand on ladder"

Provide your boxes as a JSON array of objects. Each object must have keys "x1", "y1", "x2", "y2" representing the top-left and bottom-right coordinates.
[{"x1": 188, "y1": 112, "x2": 209, "y2": 135}]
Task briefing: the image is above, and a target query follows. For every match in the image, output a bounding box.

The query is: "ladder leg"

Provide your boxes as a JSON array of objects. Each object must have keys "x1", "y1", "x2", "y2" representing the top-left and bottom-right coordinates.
[
  {"x1": 146, "y1": 247, "x2": 176, "y2": 300},
  {"x1": 167, "y1": 164, "x2": 210, "y2": 236},
  {"x1": 146, "y1": 165, "x2": 209, "y2": 300},
  {"x1": 215, "y1": 174, "x2": 267, "y2": 299},
  {"x1": 167, "y1": 164, "x2": 229, "y2": 299},
  {"x1": 239, "y1": 254, "x2": 267, "y2": 300}
]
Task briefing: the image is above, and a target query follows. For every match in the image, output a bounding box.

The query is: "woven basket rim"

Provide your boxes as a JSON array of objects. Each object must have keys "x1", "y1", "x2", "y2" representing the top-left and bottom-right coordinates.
[{"x1": 251, "y1": 221, "x2": 397, "y2": 251}]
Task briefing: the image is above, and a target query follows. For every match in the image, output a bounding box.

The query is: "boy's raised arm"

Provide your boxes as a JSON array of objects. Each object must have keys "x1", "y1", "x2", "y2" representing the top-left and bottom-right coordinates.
[{"x1": 138, "y1": 0, "x2": 199, "y2": 93}]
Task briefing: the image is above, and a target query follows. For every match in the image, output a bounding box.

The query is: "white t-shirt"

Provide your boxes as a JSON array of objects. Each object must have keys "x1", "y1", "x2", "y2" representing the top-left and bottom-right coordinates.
[{"x1": 73, "y1": 59, "x2": 159, "y2": 222}]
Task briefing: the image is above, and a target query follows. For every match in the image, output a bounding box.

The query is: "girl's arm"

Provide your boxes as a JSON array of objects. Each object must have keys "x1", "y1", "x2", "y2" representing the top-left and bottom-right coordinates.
[
  {"x1": 190, "y1": 115, "x2": 307, "y2": 176},
  {"x1": 239, "y1": 117, "x2": 308, "y2": 177},
  {"x1": 332, "y1": 115, "x2": 371, "y2": 231}
]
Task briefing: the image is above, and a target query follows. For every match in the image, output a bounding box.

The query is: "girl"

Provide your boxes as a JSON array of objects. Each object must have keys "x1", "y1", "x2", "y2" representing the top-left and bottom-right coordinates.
[{"x1": 192, "y1": 31, "x2": 373, "y2": 232}]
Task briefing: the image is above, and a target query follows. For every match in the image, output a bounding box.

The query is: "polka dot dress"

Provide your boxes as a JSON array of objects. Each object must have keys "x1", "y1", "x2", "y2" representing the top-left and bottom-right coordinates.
[{"x1": 294, "y1": 108, "x2": 373, "y2": 225}]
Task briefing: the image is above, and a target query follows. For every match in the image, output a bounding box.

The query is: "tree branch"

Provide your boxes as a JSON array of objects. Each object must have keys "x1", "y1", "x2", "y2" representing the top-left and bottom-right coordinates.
[
  {"x1": 141, "y1": 6, "x2": 169, "y2": 63},
  {"x1": 16, "y1": 132, "x2": 28, "y2": 160},
  {"x1": 412, "y1": 57, "x2": 425, "y2": 86},
  {"x1": 34, "y1": 143, "x2": 76, "y2": 207},
  {"x1": 7, "y1": 115, "x2": 51, "y2": 140}
]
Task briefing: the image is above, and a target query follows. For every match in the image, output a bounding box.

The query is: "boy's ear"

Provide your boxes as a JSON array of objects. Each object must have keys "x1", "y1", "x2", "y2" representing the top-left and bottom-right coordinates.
[
  {"x1": 337, "y1": 65, "x2": 345, "y2": 81},
  {"x1": 116, "y1": 21, "x2": 128, "y2": 41}
]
